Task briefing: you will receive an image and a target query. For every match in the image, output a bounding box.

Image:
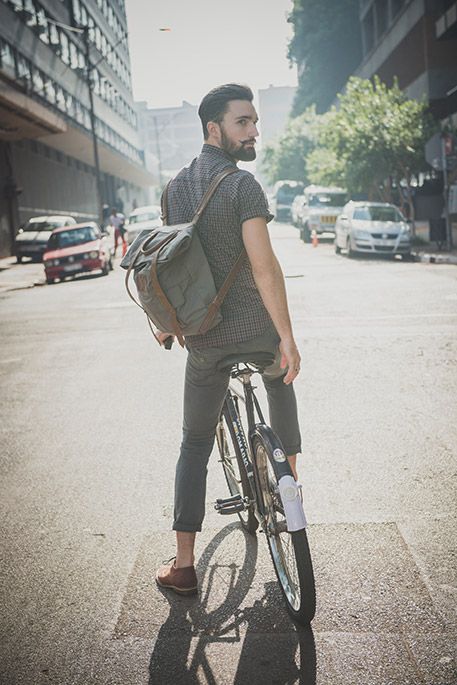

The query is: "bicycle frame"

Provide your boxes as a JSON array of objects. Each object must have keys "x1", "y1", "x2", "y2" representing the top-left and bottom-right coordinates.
[{"x1": 221, "y1": 368, "x2": 307, "y2": 532}]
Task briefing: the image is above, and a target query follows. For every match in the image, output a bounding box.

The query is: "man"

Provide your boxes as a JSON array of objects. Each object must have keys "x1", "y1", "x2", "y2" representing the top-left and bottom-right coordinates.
[
  {"x1": 109, "y1": 207, "x2": 126, "y2": 256},
  {"x1": 156, "y1": 84, "x2": 301, "y2": 595}
]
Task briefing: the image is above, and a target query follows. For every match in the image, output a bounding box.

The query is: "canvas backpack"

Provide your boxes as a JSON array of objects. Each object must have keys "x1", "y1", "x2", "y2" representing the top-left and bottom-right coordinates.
[{"x1": 120, "y1": 168, "x2": 245, "y2": 346}]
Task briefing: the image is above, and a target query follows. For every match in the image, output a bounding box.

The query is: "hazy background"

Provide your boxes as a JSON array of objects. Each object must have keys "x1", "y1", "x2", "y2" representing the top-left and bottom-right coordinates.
[{"x1": 125, "y1": 0, "x2": 297, "y2": 109}]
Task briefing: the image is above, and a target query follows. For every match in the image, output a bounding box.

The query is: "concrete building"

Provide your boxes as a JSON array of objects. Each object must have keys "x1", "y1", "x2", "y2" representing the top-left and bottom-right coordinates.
[
  {"x1": 358, "y1": 0, "x2": 457, "y2": 123},
  {"x1": 0, "y1": 0, "x2": 152, "y2": 257},
  {"x1": 258, "y1": 85, "x2": 297, "y2": 146},
  {"x1": 135, "y1": 100, "x2": 202, "y2": 184}
]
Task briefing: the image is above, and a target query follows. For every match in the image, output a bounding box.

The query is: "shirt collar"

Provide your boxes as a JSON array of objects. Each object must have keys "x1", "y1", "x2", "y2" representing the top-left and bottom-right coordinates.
[{"x1": 201, "y1": 143, "x2": 238, "y2": 166}]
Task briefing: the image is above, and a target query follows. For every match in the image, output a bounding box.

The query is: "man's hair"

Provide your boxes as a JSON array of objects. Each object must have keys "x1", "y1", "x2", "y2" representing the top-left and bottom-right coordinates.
[{"x1": 198, "y1": 83, "x2": 254, "y2": 139}]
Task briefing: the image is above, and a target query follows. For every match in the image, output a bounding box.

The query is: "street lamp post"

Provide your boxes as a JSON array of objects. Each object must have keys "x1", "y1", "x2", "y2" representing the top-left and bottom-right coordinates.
[
  {"x1": 45, "y1": 19, "x2": 104, "y2": 226},
  {"x1": 82, "y1": 26, "x2": 104, "y2": 227}
]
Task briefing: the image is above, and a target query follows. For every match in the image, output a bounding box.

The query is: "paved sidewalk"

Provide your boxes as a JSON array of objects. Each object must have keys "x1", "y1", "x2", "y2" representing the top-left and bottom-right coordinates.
[{"x1": 0, "y1": 256, "x2": 45, "y2": 293}]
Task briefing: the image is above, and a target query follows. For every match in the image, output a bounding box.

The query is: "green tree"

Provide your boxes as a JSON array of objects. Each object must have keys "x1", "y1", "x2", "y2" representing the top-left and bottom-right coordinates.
[
  {"x1": 261, "y1": 107, "x2": 321, "y2": 185},
  {"x1": 307, "y1": 77, "x2": 437, "y2": 229},
  {"x1": 288, "y1": 0, "x2": 362, "y2": 115}
]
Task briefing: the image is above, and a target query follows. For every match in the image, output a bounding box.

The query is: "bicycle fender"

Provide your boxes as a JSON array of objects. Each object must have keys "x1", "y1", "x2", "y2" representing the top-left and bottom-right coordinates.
[{"x1": 253, "y1": 425, "x2": 307, "y2": 532}]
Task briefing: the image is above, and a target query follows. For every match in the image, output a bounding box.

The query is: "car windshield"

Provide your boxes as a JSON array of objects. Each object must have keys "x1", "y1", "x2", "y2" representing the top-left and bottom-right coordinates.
[
  {"x1": 308, "y1": 193, "x2": 346, "y2": 208},
  {"x1": 353, "y1": 206, "x2": 404, "y2": 222},
  {"x1": 129, "y1": 209, "x2": 160, "y2": 224},
  {"x1": 276, "y1": 185, "x2": 304, "y2": 202},
  {"x1": 24, "y1": 220, "x2": 63, "y2": 232},
  {"x1": 48, "y1": 226, "x2": 98, "y2": 249}
]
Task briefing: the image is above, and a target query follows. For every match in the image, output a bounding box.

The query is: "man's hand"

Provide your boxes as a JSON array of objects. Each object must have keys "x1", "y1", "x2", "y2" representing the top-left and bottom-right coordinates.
[
  {"x1": 279, "y1": 337, "x2": 301, "y2": 385},
  {"x1": 156, "y1": 331, "x2": 175, "y2": 347}
]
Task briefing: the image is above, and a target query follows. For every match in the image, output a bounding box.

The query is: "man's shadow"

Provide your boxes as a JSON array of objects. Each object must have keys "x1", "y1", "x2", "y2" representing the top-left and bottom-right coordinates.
[{"x1": 148, "y1": 522, "x2": 316, "y2": 685}]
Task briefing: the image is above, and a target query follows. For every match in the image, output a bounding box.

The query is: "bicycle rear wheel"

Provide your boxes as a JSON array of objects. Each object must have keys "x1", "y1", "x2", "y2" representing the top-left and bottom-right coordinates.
[
  {"x1": 254, "y1": 435, "x2": 315, "y2": 624},
  {"x1": 216, "y1": 410, "x2": 258, "y2": 534}
]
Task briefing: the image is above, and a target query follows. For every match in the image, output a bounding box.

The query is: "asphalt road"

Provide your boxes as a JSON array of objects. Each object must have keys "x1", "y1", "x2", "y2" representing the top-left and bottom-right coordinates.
[{"x1": 1, "y1": 223, "x2": 456, "y2": 685}]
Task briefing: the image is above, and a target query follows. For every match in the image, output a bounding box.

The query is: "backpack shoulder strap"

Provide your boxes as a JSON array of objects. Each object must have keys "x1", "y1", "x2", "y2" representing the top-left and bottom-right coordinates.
[
  {"x1": 191, "y1": 167, "x2": 238, "y2": 225},
  {"x1": 160, "y1": 179, "x2": 172, "y2": 225}
]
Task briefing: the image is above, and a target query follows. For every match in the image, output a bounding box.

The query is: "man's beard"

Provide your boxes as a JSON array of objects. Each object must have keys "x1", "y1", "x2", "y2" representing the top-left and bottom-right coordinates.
[{"x1": 220, "y1": 127, "x2": 256, "y2": 162}]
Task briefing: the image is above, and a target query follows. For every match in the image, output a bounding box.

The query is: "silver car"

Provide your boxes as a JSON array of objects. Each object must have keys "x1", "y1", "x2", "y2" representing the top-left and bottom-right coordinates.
[
  {"x1": 15, "y1": 215, "x2": 76, "y2": 262},
  {"x1": 126, "y1": 205, "x2": 162, "y2": 244},
  {"x1": 334, "y1": 202, "x2": 412, "y2": 258}
]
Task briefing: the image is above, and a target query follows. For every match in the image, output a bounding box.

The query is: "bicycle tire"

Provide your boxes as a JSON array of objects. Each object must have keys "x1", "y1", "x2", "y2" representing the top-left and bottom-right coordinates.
[
  {"x1": 254, "y1": 435, "x2": 316, "y2": 624},
  {"x1": 216, "y1": 410, "x2": 258, "y2": 534}
]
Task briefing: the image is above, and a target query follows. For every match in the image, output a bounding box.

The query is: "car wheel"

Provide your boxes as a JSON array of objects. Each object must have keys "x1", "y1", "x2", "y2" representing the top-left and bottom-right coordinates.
[
  {"x1": 102, "y1": 261, "x2": 109, "y2": 276},
  {"x1": 46, "y1": 277, "x2": 54, "y2": 285},
  {"x1": 402, "y1": 252, "x2": 414, "y2": 262},
  {"x1": 16, "y1": 254, "x2": 23, "y2": 264},
  {"x1": 335, "y1": 240, "x2": 342, "y2": 254},
  {"x1": 301, "y1": 225, "x2": 312, "y2": 243},
  {"x1": 109, "y1": 257, "x2": 114, "y2": 271},
  {"x1": 347, "y1": 237, "x2": 356, "y2": 258}
]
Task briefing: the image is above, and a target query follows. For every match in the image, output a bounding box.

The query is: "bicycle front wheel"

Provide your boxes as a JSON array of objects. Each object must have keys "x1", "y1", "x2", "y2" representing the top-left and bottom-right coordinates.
[
  {"x1": 216, "y1": 411, "x2": 258, "y2": 534},
  {"x1": 254, "y1": 435, "x2": 315, "y2": 624}
]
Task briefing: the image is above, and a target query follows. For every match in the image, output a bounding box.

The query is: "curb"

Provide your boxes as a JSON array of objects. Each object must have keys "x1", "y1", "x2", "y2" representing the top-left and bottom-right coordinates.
[{"x1": 412, "y1": 252, "x2": 457, "y2": 265}]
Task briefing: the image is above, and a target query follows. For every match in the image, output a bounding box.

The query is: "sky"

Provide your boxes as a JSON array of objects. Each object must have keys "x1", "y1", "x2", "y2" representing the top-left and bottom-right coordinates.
[{"x1": 124, "y1": 0, "x2": 297, "y2": 110}]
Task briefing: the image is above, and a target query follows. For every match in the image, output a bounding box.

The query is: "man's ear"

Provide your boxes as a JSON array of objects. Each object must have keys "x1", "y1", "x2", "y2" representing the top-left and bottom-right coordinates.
[{"x1": 206, "y1": 121, "x2": 220, "y2": 141}]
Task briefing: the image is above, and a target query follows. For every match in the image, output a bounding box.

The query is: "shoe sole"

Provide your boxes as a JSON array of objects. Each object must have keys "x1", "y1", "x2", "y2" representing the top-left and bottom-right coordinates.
[{"x1": 156, "y1": 577, "x2": 198, "y2": 596}]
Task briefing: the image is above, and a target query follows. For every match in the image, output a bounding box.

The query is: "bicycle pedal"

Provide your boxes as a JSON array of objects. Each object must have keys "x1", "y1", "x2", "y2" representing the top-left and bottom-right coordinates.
[{"x1": 214, "y1": 494, "x2": 247, "y2": 515}]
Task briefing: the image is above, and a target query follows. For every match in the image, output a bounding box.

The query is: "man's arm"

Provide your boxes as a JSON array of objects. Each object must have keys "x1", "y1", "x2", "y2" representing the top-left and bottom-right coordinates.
[{"x1": 242, "y1": 217, "x2": 300, "y2": 385}]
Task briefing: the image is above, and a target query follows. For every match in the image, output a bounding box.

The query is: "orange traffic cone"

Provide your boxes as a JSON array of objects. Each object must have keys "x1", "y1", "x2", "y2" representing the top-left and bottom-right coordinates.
[{"x1": 311, "y1": 229, "x2": 319, "y2": 247}]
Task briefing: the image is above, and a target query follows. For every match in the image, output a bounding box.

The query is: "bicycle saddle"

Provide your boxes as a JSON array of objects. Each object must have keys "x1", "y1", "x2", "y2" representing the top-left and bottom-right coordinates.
[{"x1": 217, "y1": 351, "x2": 275, "y2": 373}]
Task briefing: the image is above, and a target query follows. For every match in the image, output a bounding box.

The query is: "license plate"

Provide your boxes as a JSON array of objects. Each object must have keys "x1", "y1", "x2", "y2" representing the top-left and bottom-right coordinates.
[
  {"x1": 64, "y1": 263, "x2": 81, "y2": 272},
  {"x1": 321, "y1": 216, "x2": 336, "y2": 225}
]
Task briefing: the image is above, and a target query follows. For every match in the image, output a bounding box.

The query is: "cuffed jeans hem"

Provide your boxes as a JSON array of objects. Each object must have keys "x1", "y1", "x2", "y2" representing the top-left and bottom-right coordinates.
[
  {"x1": 172, "y1": 522, "x2": 202, "y2": 533},
  {"x1": 283, "y1": 445, "x2": 302, "y2": 456}
]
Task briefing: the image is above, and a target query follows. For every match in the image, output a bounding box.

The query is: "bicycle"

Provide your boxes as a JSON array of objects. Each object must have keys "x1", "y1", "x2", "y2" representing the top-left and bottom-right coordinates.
[{"x1": 214, "y1": 351, "x2": 316, "y2": 625}]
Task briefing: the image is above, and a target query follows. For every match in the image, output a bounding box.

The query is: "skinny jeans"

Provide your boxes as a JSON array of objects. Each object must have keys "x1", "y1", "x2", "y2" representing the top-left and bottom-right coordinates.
[{"x1": 173, "y1": 325, "x2": 302, "y2": 532}]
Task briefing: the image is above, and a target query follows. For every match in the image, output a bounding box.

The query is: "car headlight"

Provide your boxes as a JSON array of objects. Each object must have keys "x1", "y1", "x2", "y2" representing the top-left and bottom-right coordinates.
[
  {"x1": 53, "y1": 259, "x2": 60, "y2": 266},
  {"x1": 400, "y1": 224, "x2": 411, "y2": 235},
  {"x1": 44, "y1": 260, "x2": 52, "y2": 267},
  {"x1": 89, "y1": 251, "x2": 99, "y2": 259},
  {"x1": 353, "y1": 230, "x2": 371, "y2": 239}
]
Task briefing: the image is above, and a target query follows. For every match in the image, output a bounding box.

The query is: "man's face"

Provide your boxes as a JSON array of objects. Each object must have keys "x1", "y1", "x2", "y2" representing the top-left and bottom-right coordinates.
[{"x1": 215, "y1": 100, "x2": 259, "y2": 162}]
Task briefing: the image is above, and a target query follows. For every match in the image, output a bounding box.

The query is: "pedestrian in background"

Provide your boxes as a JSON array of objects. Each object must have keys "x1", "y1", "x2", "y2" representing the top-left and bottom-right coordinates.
[{"x1": 110, "y1": 207, "x2": 127, "y2": 256}]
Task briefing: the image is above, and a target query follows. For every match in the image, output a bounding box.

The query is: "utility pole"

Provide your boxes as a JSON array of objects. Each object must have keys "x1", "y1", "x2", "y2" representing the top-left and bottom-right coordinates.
[
  {"x1": 153, "y1": 115, "x2": 163, "y2": 188},
  {"x1": 82, "y1": 26, "x2": 104, "y2": 227},
  {"x1": 441, "y1": 134, "x2": 453, "y2": 250}
]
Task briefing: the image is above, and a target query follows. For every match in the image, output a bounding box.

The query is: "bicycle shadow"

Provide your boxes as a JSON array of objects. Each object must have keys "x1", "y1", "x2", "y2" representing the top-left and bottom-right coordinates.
[{"x1": 148, "y1": 522, "x2": 316, "y2": 684}]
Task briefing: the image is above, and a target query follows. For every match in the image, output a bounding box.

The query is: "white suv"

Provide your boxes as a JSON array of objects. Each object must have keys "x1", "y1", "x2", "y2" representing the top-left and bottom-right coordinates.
[{"x1": 300, "y1": 186, "x2": 347, "y2": 243}]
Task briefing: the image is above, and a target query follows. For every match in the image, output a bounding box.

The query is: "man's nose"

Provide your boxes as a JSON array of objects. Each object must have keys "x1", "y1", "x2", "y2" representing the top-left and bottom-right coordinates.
[{"x1": 250, "y1": 122, "x2": 259, "y2": 138}]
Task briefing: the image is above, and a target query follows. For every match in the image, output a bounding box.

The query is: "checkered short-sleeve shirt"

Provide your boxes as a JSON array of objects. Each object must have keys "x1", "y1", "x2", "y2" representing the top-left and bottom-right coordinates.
[{"x1": 165, "y1": 144, "x2": 274, "y2": 348}]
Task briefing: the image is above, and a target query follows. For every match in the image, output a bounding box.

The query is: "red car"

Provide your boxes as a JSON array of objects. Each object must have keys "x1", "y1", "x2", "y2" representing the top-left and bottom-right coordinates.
[{"x1": 43, "y1": 222, "x2": 113, "y2": 284}]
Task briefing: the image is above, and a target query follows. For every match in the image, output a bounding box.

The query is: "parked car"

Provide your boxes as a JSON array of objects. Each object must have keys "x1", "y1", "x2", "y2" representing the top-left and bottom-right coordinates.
[
  {"x1": 334, "y1": 202, "x2": 412, "y2": 258},
  {"x1": 270, "y1": 181, "x2": 304, "y2": 222},
  {"x1": 127, "y1": 205, "x2": 162, "y2": 244},
  {"x1": 299, "y1": 186, "x2": 347, "y2": 242},
  {"x1": 15, "y1": 215, "x2": 76, "y2": 262},
  {"x1": 291, "y1": 194, "x2": 307, "y2": 227},
  {"x1": 43, "y1": 222, "x2": 113, "y2": 284}
]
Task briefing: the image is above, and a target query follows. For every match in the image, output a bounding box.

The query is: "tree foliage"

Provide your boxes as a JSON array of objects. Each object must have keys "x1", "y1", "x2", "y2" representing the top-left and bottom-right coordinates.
[
  {"x1": 308, "y1": 77, "x2": 437, "y2": 222},
  {"x1": 260, "y1": 107, "x2": 321, "y2": 185},
  {"x1": 288, "y1": 0, "x2": 362, "y2": 115}
]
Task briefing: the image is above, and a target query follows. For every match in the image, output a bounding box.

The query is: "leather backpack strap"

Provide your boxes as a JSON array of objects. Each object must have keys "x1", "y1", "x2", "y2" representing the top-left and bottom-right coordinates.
[
  {"x1": 149, "y1": 244, "x2": 185, "y2": 347},
  {"x1": 198, "y1": 249, "x2": 246, "y2": 334},
  {"x1": 191, "y1": 167, "x2": 237, "y2": 225}
]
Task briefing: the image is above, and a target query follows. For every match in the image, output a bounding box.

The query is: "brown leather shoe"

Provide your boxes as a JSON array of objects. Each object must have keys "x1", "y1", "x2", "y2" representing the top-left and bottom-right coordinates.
[{"x1": 156, "y1": 558, "x2": 198, "y2": 596}]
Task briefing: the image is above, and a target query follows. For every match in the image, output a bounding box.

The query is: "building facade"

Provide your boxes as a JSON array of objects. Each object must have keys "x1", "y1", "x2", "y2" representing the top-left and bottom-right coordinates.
[
  {"x1": 358, "y1": 0, "x2": 457, "y2": 123},
  {"x1": 0, "y1": 0, "x2": 152, "y2": 257},
  {"x1": 258, "y1": 85, "x2": 297, "y2": 147},
  {"x1": 135, "y1": 100, "x2": 202, "y2": 184}
]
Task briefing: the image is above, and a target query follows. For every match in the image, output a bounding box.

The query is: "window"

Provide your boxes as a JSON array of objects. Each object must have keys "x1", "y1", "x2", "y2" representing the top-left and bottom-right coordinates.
[
  {"x1": 36, "y1": 8, "x2": 49, "y2": 43},
  {"x1": 56, "y1": 86, "x2": 66, "y2": 111},
  {"x1": 59, "y1": 31, "x2": 70, "y2": 64},
  {"x1": 0, "y1": 41, "x2": 15, "y2": 71},
  {"x1": 17, "y1": 54, "x2": 31, "y2": 83},
  {"x1": 69, "y1": 42, "x2": 78, "y2": 69},
  {"x1": 49, "y1": 22, "x2": 59, "y2": 46},
  {"x1": 44, "y1": 77, "x2": 56, "y2": 103},
  {"x1": 72, "y1": 0, "x2": 81, "y2": 24},
  {"x1": 32, "y1": 66, "x2": 44, "y2": 93}
]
